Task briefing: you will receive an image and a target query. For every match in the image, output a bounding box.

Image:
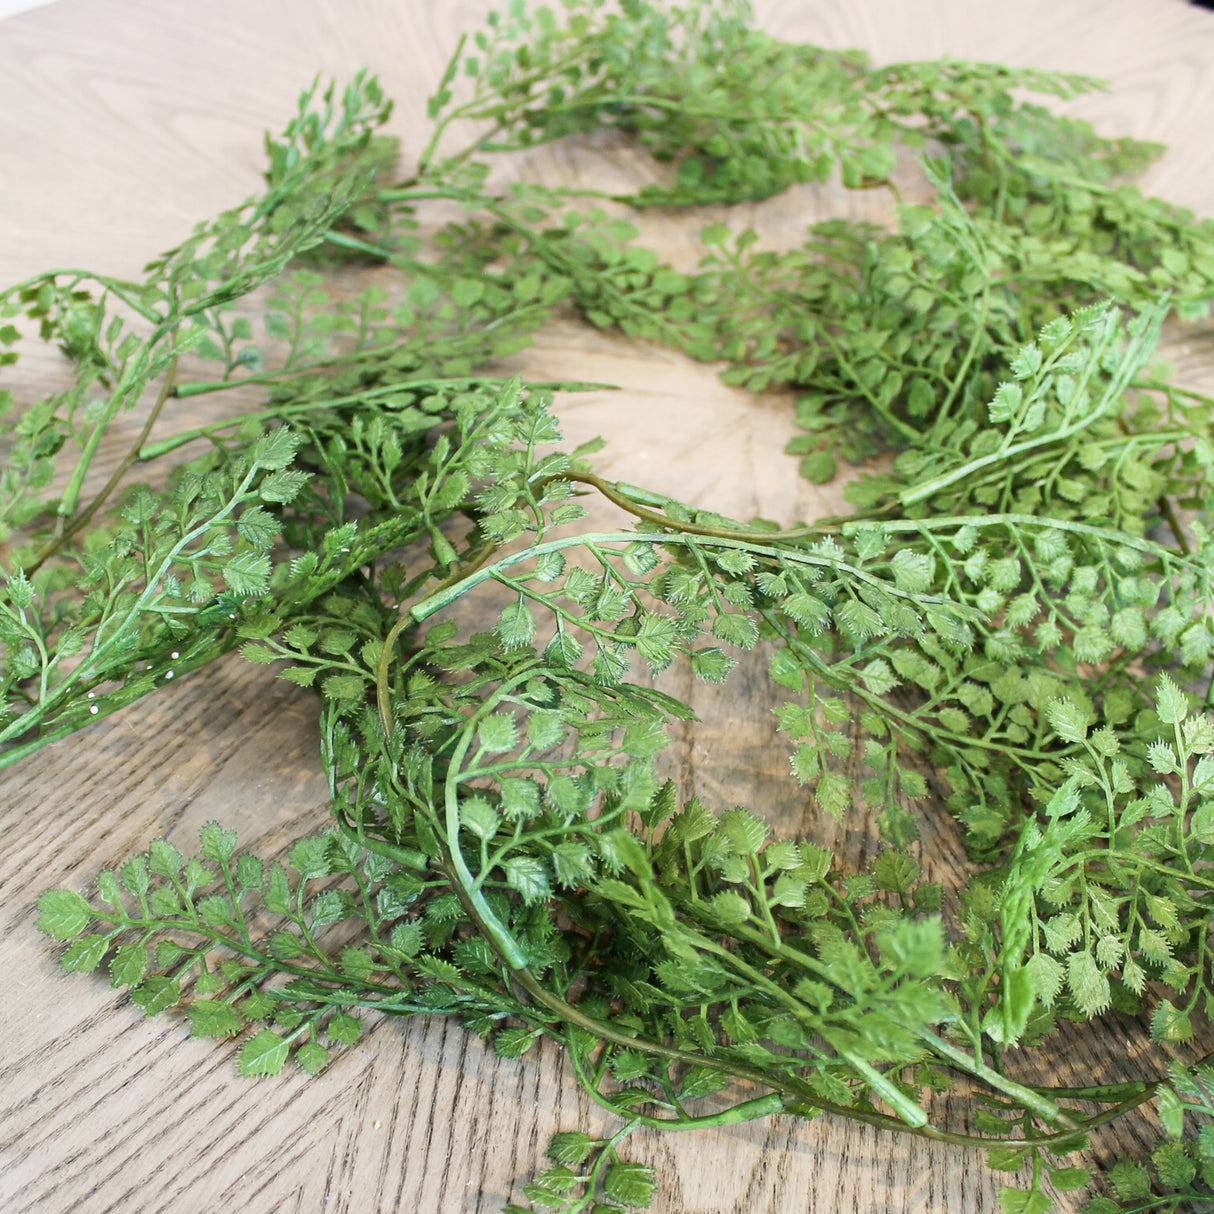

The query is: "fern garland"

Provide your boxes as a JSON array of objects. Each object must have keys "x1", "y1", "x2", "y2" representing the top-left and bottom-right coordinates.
[{"x1": 7, "y1": 2, "x2": 1214, "y2": 1209}]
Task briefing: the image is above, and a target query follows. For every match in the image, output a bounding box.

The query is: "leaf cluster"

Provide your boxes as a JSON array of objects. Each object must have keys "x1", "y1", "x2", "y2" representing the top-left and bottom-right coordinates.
[{"x1": 10, "y1": 3, "x2": 1214, "y2": 1212}]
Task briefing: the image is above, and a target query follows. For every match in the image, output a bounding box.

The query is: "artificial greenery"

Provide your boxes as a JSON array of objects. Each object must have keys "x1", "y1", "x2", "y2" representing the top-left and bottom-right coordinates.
[{"x1": 8, "y1": 0, "x2": 1214, "y2": 1209}]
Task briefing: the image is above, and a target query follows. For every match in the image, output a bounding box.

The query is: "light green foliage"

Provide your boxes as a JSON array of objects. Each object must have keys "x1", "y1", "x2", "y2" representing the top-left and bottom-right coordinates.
[
  {"x1": 34, "y1": 822, "x2": 421, "y2": 1076},
  {"x1": 13, "y1": 1, "x2": 1214, "y2": 1211}
]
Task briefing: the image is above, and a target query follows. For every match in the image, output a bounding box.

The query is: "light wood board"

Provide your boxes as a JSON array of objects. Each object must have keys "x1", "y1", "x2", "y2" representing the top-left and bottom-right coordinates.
[{"x1": 2, "y1": 1, "x2": 1214, "y2": 1211}]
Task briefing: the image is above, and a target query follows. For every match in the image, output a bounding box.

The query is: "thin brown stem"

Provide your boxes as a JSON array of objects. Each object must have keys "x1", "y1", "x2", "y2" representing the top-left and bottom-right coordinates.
[
  {"x1": 535, "y1": 470, "x2": 845, "y2": 542},
  {"x1": 1158, "y1": 491, "x2": 1192, "y2": 556},
  {"x1": 28, "y1": 350, "x2": 179, "y2": 574},
  {"x1": 374, "y1": 539, "x2": 498, "y2": 735}
]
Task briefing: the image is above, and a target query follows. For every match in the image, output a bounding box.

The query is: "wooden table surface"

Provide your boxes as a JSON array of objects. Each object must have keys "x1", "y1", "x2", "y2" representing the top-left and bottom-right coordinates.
[{"x1": 3, "y1": 1, "x2": 1214, "y2": 1211}]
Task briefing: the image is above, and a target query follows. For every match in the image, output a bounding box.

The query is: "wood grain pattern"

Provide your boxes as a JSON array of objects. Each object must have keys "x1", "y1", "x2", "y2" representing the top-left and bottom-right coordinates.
[{"x1": 3, "y1": 1, "x2": 1214, "y2": 1210}]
